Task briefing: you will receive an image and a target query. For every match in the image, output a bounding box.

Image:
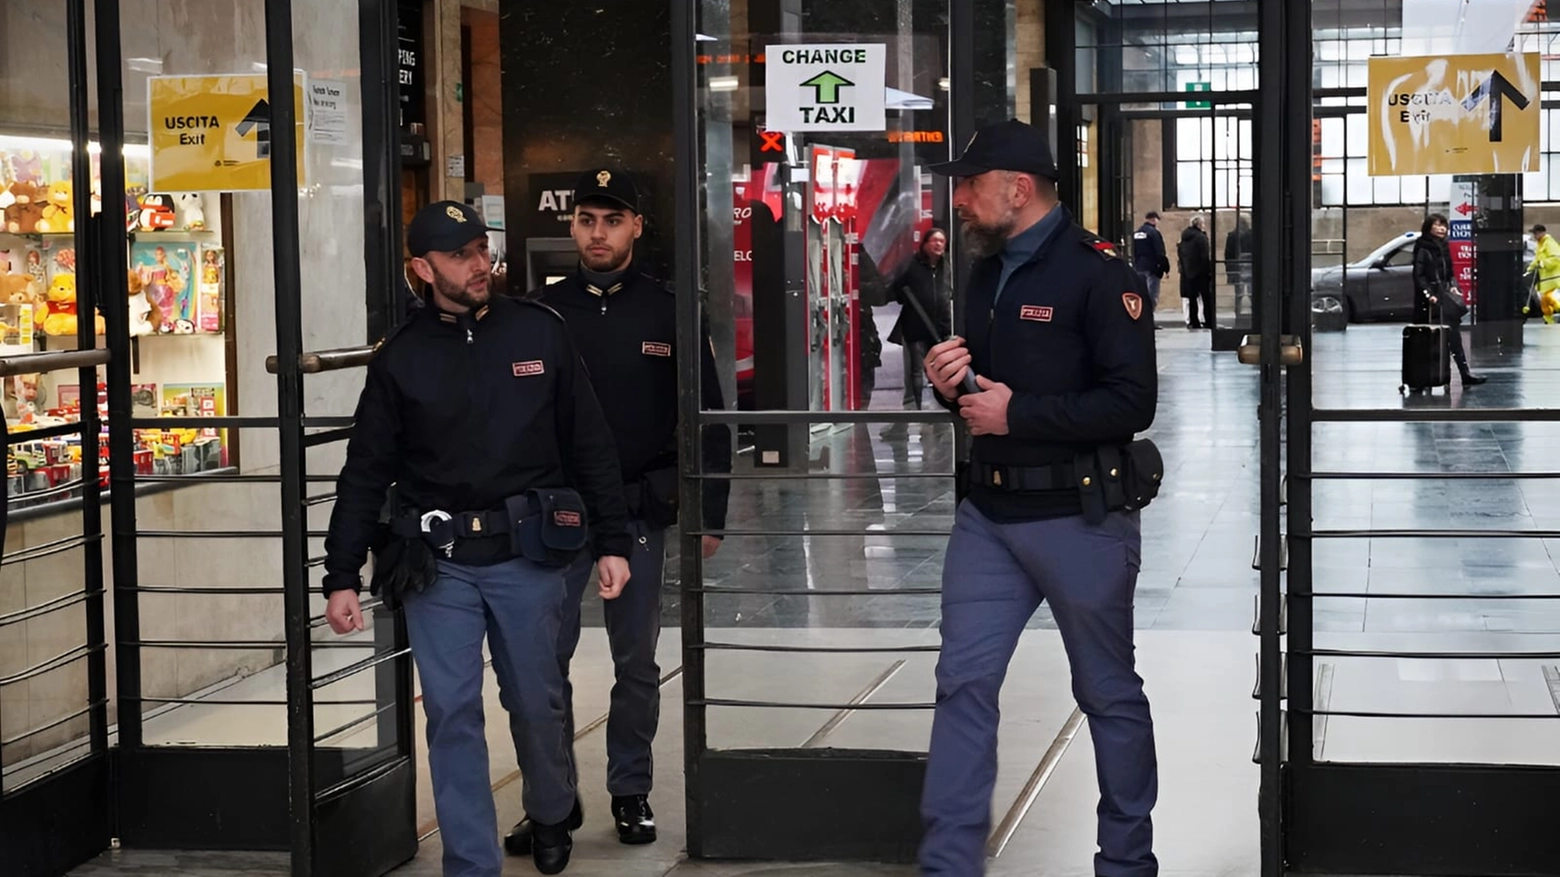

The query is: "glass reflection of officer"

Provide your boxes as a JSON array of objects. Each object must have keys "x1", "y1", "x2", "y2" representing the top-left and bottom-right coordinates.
[
  {"x1": 503, "y1": 168, "x2": 733, "y2": 854},
  {"x1": 920, "y1": 120, "x2": 1161, "y2": 877},
  {"x1": 321, "y1": 200, "x2": 634, "y2": 877}
]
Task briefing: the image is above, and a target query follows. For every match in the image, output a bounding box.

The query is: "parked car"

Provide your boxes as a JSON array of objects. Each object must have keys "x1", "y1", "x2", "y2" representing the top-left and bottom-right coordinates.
[{"x1": 1311, "y1": 232, "x2": 1536, "y2": 327}]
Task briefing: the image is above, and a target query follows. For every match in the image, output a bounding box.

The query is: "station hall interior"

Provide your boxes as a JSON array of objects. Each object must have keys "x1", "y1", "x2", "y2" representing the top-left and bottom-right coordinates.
[{"x1": 9, "y1": 0, "x2": 1560, "y2": 875}]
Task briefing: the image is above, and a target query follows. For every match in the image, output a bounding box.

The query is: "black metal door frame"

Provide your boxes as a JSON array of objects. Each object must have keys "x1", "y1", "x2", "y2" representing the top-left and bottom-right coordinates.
[
  {"x1": 79, "y1": 0, "x2": 419, "y2": 874},
  {"x1": 0, "y1": 8, "x2": 113, "y2": 874},
  {"x1": 1258, "y1": 2, "x2": 1560, "y2": 874}
]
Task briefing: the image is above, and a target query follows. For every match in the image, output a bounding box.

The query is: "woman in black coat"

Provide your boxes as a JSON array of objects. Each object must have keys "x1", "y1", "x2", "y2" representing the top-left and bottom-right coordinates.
[
  {"x1": 887, "y1": 228, "x2": 951, "y2": 409},
  {"x1": 1411, "y1": 212, "x2": 1484, "y2": 385}
]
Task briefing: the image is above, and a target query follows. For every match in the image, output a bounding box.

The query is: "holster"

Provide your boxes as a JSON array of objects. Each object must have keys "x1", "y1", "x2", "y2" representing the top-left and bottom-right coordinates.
[
  {"x1": 368, "y1": 522, "x2": 439, "y2": 612},
  {"x1": 1074, "y1": 439, "x2": 1165, "y2": 524},
  {"x1": 508, "y1": 487, "x2": 590, "y2": 567}
]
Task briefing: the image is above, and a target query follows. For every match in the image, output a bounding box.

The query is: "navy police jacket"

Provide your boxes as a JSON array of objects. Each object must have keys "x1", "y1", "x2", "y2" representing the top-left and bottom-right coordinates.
[
  {"x1": 939, "y1": 206, "x2": 1158, "y2": 521},
  {"x1": 321, "y1": 295, "x2": 632, "y2": 594},
  {"x1": 535, "y1": 264, "x2": 733, "y2": 533}
]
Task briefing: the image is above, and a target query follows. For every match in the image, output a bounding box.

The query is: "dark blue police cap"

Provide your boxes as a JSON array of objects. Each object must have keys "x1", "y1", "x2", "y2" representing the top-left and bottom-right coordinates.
[
  {"x1": 407, "y1": 200, "x2": 496, "y2": 257},
  {"x1": 573, "y1": 168, "x2": 640, "y2": 214},
  {"x1": 929, "y1": 119, "x2": 1058, "y2": 181}
]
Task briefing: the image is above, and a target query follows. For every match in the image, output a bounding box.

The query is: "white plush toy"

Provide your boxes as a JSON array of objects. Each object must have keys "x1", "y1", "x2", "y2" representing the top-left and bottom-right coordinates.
[{"x1": 176, "y1": 193, "x2": 206, "y2": 231}]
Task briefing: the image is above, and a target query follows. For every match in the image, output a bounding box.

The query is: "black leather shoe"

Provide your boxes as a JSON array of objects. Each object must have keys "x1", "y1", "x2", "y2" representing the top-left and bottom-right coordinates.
[
  {"x1": 612, "y1": 794, "x2": 657, "y2": 845},
  {"x1": 1462, "y1": 373, "x2": 1488, "y2": 385},
  {"x1": 531, "y1": 818, "x2": 573, "y2": 875},
  {"x1": 504, "y1": 798, "x2": 582, "y2": 856}
]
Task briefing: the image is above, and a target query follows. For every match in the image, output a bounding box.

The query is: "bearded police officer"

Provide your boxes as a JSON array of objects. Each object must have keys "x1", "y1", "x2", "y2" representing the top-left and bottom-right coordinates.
[
  {"x1": 503, "y1": 168, "x2": 733, "y2": 854},
  {"x1": 920, "y1": 120, "x2": 1163, "y2": 877},
  {"x1": 322, "y1": 200, "x2": 633, "y2": 876}
]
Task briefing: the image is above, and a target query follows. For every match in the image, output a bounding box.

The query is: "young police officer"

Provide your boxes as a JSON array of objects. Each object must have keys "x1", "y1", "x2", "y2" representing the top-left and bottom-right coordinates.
[
  {"x1": 503, "y1": 168, "x2": 733, "y2": 853},
  {"x1": 322, "y1": 200, "x2": 634, "y2": 876},
  {"x1": 920, "y1": 120, "x2": 1161, "y2": 877}
]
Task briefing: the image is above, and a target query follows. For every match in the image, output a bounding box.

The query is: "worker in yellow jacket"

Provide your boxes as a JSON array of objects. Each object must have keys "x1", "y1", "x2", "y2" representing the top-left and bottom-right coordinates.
[{"x1": 1527, "y1": 224, "x2": 1560, "y2": 322}]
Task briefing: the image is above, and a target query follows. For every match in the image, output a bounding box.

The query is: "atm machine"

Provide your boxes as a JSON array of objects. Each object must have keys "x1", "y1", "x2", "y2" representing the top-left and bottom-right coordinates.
[{"x1": 522, "y1": 172, "x2": 587, "y2": 292}]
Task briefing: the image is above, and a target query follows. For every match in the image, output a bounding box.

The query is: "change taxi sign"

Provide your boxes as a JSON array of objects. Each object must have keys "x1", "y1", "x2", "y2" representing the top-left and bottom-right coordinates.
[
  {"x1": 764, "y1": 44, "x2": 886, "y2": 133},
  {"x1": 1366, "y1": 53, "x2": 1540, "y2": 176},
  {"x1": 148, "y1": 74, "x2": 307, "y2": 192}
]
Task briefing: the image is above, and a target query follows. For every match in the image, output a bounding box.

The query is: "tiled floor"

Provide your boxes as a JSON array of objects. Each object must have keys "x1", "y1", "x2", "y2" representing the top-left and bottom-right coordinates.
[{"x1": 51, "y1": 320, "x2": 1560, "y2": 875}]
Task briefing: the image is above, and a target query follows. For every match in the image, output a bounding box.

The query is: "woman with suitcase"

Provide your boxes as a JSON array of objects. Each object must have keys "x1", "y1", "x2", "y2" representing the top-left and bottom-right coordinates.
[{"x1": 1410, "y1": 212, "x2": 1485, "y2": 388}]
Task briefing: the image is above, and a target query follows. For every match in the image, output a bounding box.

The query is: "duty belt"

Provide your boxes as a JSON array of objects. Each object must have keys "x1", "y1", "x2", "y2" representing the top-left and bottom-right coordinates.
[
  {"x1": 971, "y1": 460, "x2": 1082, "y2": 492},
  {"x1": 390, "y1": 505, "x2": 516, "y2": 557}
]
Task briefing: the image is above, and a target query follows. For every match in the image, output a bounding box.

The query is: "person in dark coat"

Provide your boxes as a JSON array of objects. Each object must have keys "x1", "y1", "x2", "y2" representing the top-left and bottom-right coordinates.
[
  {"x1": 1412, "y1": 212, "x2": 1484, "y2": 386},
  {"x1": 1224, "y1": 215, "x2": 1252, "y2": 319},
  {"x1": 887, "y1": 228, "x2": 952, "y2": 409},
  {"x1": 1177, "y1": 216, "x2": 1213, "y2": 329}
]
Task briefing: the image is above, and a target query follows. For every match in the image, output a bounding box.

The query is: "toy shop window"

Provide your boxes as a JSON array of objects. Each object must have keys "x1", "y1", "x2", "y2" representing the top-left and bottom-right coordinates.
[{"x1": 0, "y1": 132, "x2": 241, "y2": 508}]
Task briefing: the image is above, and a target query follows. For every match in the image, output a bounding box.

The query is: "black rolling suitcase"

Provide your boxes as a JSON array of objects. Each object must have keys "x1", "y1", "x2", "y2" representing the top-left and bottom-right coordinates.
[{"x1": 1400, "y1": 316, "x2": 1450, "y2": 393}]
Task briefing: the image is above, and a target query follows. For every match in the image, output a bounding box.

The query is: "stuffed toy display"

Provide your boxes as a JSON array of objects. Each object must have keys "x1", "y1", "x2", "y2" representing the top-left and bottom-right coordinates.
[
  {"x1": 176, "y1": 193, "x2": 206, "y2": 231},
  {"x1": 36, "y1": 181, "x2": 74, "y2": 234},
  {"x1": 35, "y1": 274, "x2": 102, "y2": 337},
  {"x1": 1, "y1": 182, "x2": 45, "y2": 234}
]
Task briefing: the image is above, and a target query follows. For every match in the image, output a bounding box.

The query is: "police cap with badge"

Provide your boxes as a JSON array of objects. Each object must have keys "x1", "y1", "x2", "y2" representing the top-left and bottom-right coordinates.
[
  {"x1": 574, "y1": 167, "x2": 640, "y2": 214},
  {"x1": 407, "y1": 199, "x2": 496, "y2": 257},
  {"x1": 933, "y1": 118, "x2": 1166, "y2": 523}
]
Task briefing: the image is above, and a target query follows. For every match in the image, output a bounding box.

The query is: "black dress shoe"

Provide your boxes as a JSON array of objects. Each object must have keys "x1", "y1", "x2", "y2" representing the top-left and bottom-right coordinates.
[
  {"x1": 531, "y1": 817, "x2": 573, "y2": 875},
  {"x1": 504, "y1": 798, "x2": 582, "y2": 856},
  {"x1": 1462, "y1": 373, "x2": 1488, "y2": 385},
  {"x1": 612, "y1": 794, "x2": 657, "y2": 845}
]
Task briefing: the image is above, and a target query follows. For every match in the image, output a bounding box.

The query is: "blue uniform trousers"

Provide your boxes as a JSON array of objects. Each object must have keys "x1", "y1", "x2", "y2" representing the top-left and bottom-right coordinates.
[
  {"x1": 402, "y1": 557, "x2": 576, "y2": 877},
  {"x1": 511, "y1": 518, "x2": 666, "y2": 798},
  {"x1": 920, "y1": 502, "x2": 1157, "y2": 877}
]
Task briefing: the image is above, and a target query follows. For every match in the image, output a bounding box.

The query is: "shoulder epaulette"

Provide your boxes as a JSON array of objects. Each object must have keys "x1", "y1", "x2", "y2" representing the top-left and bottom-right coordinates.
[
  {"x1": 1078, "y1": 229, "x2": 1123, "y2": 261},
  {"x1": 373, "y1": 311, "x2": 421, "y2": 353}
]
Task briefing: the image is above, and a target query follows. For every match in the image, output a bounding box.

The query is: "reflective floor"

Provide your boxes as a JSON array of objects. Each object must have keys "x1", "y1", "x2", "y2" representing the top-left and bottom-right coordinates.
[{"x1": 65, "y1": 318, "x2": 1560, "y2": 876}]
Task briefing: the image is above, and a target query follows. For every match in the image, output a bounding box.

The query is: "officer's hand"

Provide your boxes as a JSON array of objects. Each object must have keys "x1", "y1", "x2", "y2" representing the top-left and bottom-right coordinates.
[
  {"x1": 924, "y1": 337, "x2": 971, "y2": 399},
  {"x1": 597, "y1": 556, "x2": 631, "y2": 600},
  {"x1": 326, "y1": 590, "x2": 365, "y2": 635},
  {"x1": 958, "y1": 375, "x2": 1012, "y2": 436},
  {"x1": 702, "y1": 536, "x2": 722, "y2": 559}
]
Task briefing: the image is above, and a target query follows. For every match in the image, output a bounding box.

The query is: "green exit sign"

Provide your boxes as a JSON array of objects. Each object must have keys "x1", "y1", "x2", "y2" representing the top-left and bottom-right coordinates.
[{"x1": 1185, "y1": 82, "x2": 1211, "y2": 108}]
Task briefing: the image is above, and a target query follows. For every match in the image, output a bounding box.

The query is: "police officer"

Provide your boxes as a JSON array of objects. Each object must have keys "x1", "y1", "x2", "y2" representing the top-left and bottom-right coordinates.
[
  {"x1": 1131, "y1": 210, "x2": 1168, "y2": 311},
  {"x1": 920, "y1": 120, "x2": 1161, "y2": 877},
  {"x1": 322, "y1": 200, "x2": 633, "y2": 876},
  {"x1": 503, "y1": 168, "x2": 733, "y2": 852}
]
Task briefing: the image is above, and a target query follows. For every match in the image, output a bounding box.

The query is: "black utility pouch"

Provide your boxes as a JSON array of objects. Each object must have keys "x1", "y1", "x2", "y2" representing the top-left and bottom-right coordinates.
[
  {"x1": 637, "y1": 467, "x2": 679, "y2": 530},
  {"x1": 1096, "y1": 445, "x2": 1129, "y2": 511},
  {"x1": 1073, "y1": 452, "x2": 1108, "y2": 525},
  {"x1": 510, "y1": 488, "x2": 590, "y2": 567},
  {"x1": 1121, "y1": 439, "x2": 1165, "y2": 510}
]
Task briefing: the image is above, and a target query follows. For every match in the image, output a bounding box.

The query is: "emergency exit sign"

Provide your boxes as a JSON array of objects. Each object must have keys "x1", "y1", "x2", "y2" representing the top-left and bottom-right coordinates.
[
  {"x1": 1185, "y1": 82, "x2": 1212, "y2": 109},
  {"x1": 764, "y1": 43, "x2": 886, "y2": 132}
]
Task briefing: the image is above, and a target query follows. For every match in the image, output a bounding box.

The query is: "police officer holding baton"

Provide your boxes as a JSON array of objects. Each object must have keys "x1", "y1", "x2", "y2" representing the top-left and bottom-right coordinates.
[
  {"x1": 919, "y1": 120, "x2": 1164, "y2": 877},
  {"x1": 504, "y1": 168, "x2": 733, "y2": 853},
  {"x1": 322, "y1": 200, "x2": 633, "y2": 876}
]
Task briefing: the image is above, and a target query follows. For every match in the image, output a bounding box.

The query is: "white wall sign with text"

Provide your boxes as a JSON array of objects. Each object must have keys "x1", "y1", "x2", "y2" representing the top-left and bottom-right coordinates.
[{"x1": 764, "y1": 44, "x2": 886, "y2": 132}]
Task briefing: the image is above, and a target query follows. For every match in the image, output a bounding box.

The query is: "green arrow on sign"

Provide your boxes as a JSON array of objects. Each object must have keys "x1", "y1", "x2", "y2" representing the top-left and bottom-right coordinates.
[{"x1": 801, "y1": 70, "x2": 854, "y2": 104}]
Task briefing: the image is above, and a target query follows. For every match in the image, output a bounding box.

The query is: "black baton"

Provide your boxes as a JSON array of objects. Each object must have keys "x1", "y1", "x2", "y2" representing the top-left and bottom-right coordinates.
[{"x1": 900, "y1": 287, "x2": 980, "y2": 395}]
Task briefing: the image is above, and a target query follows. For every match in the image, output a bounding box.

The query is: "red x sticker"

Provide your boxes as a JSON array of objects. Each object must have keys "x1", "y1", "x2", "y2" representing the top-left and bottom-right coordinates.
[{"x1": 1122, "y1": 292, "x2": 1143, "y2": 321}]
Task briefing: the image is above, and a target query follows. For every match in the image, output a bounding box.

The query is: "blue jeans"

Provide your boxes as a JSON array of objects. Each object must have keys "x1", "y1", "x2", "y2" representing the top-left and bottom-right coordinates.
[
  {"x1": 402, "y1": 557, "x2": 576, "y2": 877},
  {"x1": 919, "y1": 502, "x2": 1157, "y2": 877}
]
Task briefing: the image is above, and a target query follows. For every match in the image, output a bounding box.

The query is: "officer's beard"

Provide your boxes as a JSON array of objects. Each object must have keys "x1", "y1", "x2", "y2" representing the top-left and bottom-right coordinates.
[
  {"x1": 962, "y1": 215, "x2": 1016, "y2": 259},
  {"x1": 429, "y1": 265, "x2": 491, "y2": 312}
]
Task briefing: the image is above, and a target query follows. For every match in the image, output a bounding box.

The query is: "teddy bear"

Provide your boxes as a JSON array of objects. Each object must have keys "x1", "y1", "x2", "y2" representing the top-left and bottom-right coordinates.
[
  {"x1": 40, "y1": 273, "x2": 78, "y2": 336},
  {"x1": 176, "y1": 193, "x2": 206, "y2": 231},
  {"x1": 36, "y1": 181, "x2": 74, "y2": 234},
  {"x1": 0, "y1": 274, "x2": 33, "y2": 305},
  {"x1": 1, "y1": 181, "x2": 45, "y2": 234},
  {"x1": 127, "y1": 268, "x2": 161, "y2": 337}
]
